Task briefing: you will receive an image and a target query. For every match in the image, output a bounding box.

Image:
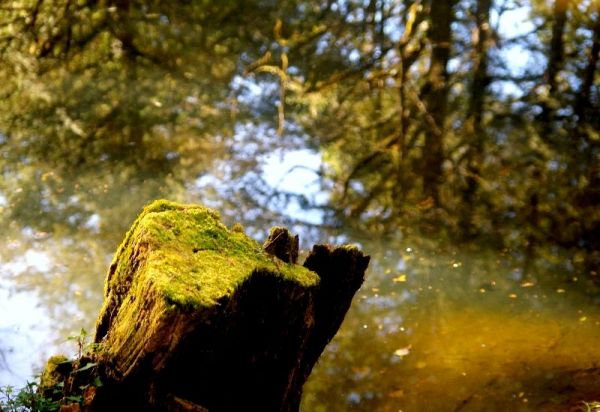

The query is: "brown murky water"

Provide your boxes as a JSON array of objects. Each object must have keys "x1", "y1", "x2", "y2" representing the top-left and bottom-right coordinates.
[
  {"x1": 302, "y1": 247, "x2": 600, "y2": 411},
  {"x1": 372, "y1": 306, "x2": 600, "y2": 411}
]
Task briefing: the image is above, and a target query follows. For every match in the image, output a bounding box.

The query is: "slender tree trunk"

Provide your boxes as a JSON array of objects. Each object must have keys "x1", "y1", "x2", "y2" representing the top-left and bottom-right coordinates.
[
  {"x1": 392, "y1": 1, "x2": 427, "y2": 210},
  {"x1": 546, "y1": 0, "x2": 569, "y2": 91},
  {"x1": 574, "y1": 5, "x2": 600, "y2": 275},
  {"x1": 574, "y1": 5, "x2": 600, "y2": 128},
  {"x1": 527, "y1": 0, "x2": 569, "y2": 265},
  {"x1": 523, "y1": 189, "x2": 540, "y2": 278},
  {"x1": 460, "y1": 0, "x2": 492, "y2": 239},
  {"x1": 421, "y1": 0, "x2": 456, "y2": 205},
  {"x1": 573, "y1": 3, "x2": 600, "y2": 180},
  {"x1": 539, "y1": 0, "x2": 569, "y2": 139}
]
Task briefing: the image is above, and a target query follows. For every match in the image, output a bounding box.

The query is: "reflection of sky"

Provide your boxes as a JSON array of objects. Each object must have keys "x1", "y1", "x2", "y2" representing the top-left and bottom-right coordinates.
[
  {"x1": 0, "y1": 280, "x2": 53, "y2": 386},
  {"x1": 257, "y1": 2, "x2": 537, "y2": 225},
  {"x1": 262, "y1": 149, "x2": 325, "y2": 225},
  {"x1": 1, "y1": 251, "x2": 54, "y2": 386},
  {"x1": 493, "y1": 3, "x2": 534, "y2": 40},
  {"x1": 493, "y1": 3, "x2": 537, "y2": 98}
]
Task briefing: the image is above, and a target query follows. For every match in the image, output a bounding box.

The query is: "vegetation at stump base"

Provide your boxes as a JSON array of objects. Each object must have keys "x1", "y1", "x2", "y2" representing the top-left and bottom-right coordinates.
[
  {"x1": 39, "y1": 356, "x2": 70, "y2": 391},
  {"x1": 0, "y1": 328, "x2": 106, "y2": 412}
]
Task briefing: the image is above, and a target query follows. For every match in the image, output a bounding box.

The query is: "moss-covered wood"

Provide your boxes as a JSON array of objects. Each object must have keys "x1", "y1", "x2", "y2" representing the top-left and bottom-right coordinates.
[{"x1": 45, "y1": 200, "x2": 369, "y2": 411}]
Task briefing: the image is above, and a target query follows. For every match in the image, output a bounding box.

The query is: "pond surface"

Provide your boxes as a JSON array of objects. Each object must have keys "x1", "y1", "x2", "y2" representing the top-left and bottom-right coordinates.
[
  {"x1": 302, "y1": 245, "x2": 600, "y2": 411},
  {"x1": 1, "y1": 180, "x2": 599, "y2": 411}
]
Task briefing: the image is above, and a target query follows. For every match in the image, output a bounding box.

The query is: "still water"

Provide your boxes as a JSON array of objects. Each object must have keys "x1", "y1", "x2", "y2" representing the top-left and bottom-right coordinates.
[
  {"x1": 1, "y1": 180, "x2": 599, "y2": 411},
  {"x1": 302, "y1": 245, "x2": 600, "y2": 411}
]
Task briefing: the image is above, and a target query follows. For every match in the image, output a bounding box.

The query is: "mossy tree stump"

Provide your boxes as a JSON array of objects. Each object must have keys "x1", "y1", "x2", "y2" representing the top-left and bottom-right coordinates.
[{"x1": 54, "y1": 200, "x2": 369, "y2": 411}]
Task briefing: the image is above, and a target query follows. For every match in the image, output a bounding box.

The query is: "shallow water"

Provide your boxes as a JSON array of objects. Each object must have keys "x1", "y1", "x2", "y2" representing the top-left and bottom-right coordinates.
[
  {"x1": 302, "y1": 247, "x2": 600, "y2": 411},
  {"x1": 306, "y1": 304, "x2": 600, "y2": 411}
]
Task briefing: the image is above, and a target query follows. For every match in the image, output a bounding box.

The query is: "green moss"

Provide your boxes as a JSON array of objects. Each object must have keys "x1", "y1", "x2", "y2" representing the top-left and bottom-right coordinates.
[
  {"x1": 339, "y1": 244, "x2": 360, "y2": 253},
  {"x1": 40, "y1": 355, "x2": 70, "y2": 389},
  {"x1": 230, "y1": 223, "x2": 245, "y2": 233},
  {"x1": 106, "y1": 199, "x2": 319, "y2": 310}
]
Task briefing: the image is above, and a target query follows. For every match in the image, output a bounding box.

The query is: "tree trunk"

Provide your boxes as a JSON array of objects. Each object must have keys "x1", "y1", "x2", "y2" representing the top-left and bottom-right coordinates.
[
  {"x1": 421, "y1": 0, "x2": 456, "y2": 205},
  {"x1": 546, "y1": 0, "x2": 569, "y2": 94},
  {"x1": 41, "y1": 200, "x2": 369, "y2": 412},
  {"x1": 460, "y1": 0, "x2": 492, "y2": 239},
  {"x1": 573, "y1": 5, "x2": 600, "y2": 277},
  {"x1": 574, "y1": 4, "x2": 600, "y2": 128},
  {"x1": 539, "y1": 0, "x2": 569, "y2": 141}
]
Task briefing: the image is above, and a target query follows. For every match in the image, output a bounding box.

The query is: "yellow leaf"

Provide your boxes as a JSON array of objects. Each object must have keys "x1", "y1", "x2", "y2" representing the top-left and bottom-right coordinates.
[
  {"x1": 393, "y1": 274, "x2": 407, "y2": 283},
  {"x1": 388, "y1": 389, "x2": 405, "y2": 399},
  {"x1": 417, "y1": 197, "x2": 435, "y2": 210},
  {"x1": 393, "y1": 346, "x2": 412, "y2": 358},
  {"x1": 274, "y1": 19, "x2": 282, "y2": 39}
]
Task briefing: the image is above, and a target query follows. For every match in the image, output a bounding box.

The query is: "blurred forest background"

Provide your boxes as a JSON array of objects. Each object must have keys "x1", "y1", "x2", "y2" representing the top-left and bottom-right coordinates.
[{"x1": 1, "y1": 0, "x2": 600, "y2": 410}]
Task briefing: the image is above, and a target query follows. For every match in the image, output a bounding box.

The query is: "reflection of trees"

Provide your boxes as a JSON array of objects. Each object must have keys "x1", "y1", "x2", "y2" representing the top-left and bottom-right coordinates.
[
  {"x1": 0, "y1": 174, "x2": 187, "y2": 338},
  {"x1": 302, "y1": 241, "x2": 600, "y2": 411},
  {"x1": 246, "y1": 0, "x2": 600, "y2": 276},
  {"x1": 0, "y1": 3, "x2": 251, "y2": 174},
  {"x1": 1, "y1": 0, "x2": 598, "y2": 300},
  {"x1": 0, "y1": 0, "x2": 599, "y2": 407},
  {"x1": 0, "y1": 1, "x2": 284, "y2": 335}
]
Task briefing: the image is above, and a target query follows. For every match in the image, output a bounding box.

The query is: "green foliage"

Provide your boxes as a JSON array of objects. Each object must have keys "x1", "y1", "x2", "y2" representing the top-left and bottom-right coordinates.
[
  {"x1": 2, "y1": 0, "x2": 596, "y2": 286},
  {"x1": 67, "y1": 328, "x2": 89, "y2": 360},
  {"x1": 0, "y1": 382, "x2": 61, "y2": 412},
  {"x1": 0, "y1": 1, "x2": 597, "y2": 253},
  {"x1": 0, "y1": 329, "x2": 102, "y2": 412}
]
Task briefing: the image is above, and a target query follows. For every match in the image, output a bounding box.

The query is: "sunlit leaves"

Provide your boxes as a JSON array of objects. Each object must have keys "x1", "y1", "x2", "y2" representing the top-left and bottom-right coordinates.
[{"x1": 392, "y1": 274, "x2": 407, "y2": 283}]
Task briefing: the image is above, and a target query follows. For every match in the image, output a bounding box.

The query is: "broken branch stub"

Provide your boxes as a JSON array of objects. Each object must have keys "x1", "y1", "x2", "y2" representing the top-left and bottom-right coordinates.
[
  {"x1": 263, "y1": 226, "x2": 299, "y2": 264},
  {"x1": 52, "y1": 200, "x2": 369, "y2": 411}
]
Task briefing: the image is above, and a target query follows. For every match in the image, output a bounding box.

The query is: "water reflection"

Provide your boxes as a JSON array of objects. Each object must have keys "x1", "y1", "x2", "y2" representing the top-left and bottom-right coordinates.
[
  {"x1": 303, "y1": 245, "x2": 600, "y2": 411},
  {"x1": 0, "y1": 172, "x2": 186, "y2": 384},
  {"x1": 0, "y1": 286, "x2": 54, "y2": 385},
  {"x1": 1, "y1": 178, "x2": 600, "y2": 411}
]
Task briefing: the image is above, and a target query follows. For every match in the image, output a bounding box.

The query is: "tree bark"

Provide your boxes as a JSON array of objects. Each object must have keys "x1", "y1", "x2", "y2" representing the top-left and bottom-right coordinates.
[
  {"x1": 573, "y1": 5, "x2": 600, "y2": 276},
  {"x1": 574, "y1": 4, "x2": 600, "y2": 128},
  {"x1": 460, "y1": 0, "x2": 492, "y2": 239},
  {"x1": 539, "y1": 0, "x2": 569, "y2": 141},
  {"x1": 546, "y1": 0, "x2": 569, "y2": 96},
  {"x1": 420, "y1": 0, "x2": 456, "y2": 205}
]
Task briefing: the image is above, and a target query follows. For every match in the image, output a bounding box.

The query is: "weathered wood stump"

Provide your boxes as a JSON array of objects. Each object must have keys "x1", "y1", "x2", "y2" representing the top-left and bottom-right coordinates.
[{"x1": 44, "y1": 200, "x2": 369, "y2": 411}]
